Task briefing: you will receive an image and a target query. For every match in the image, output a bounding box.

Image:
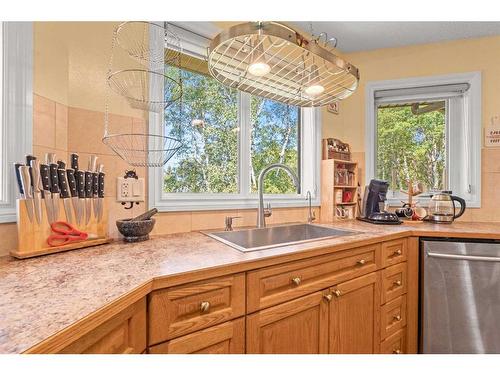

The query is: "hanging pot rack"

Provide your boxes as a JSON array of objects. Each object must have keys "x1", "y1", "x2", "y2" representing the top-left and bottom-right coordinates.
[{"x1": 208, "y1": 22, "x2": 359, "y2": 107}]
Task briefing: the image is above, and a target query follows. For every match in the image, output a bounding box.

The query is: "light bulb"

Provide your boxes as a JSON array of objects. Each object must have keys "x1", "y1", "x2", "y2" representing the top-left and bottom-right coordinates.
[
  {"x1": 304, "y1": 64, "x2": 324, "y2": 98},
  {"x1": 248, "y1": 61, "x2": 271, "y2": 77},
  {"x1": 304, "y1": 84, "x2": 325, "y2": 97}
]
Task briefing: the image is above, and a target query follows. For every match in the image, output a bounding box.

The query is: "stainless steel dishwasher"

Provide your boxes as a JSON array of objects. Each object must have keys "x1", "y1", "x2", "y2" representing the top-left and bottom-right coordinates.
[{"x1": 421, "y1": 238, "x2": 500, "y2": 353}]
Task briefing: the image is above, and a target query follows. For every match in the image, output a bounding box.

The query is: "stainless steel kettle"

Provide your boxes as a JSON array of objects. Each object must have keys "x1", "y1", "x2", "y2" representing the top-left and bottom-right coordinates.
[{"x1": 427, "y1": 192, "x2": 466, "y2": 223}]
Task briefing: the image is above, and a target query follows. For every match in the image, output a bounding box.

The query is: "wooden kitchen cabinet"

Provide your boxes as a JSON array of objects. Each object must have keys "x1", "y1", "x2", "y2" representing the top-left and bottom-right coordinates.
[
  {"x1": 58, "y1": 298, "x2": 147, "y2": 354},
  {"x1": 148, "y1": 318, "x2": 245, "y2": 354},
  {"x1": 246, "y1": 290, "x2": 330, "y2": 354},
  {"x1": 329, "y1": 272, "x2": 381, "y2": 353}
]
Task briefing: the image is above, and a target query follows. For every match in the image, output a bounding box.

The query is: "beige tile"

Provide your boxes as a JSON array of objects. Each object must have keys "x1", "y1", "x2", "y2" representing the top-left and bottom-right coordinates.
[
  {"x1": 481, "y1": 172, "x2": 500, "y2": 207},
  {"x1": 237, "y1": 209, "x2": 257, "y2": 227},
  {"x1": 268, "y1": 207, "x2": 309, "y2": 225},
  {"x1": 68, "y1": 107, "x2": 112, "y2": 155},
  {"x1": 132, "y1": 116, "x2": 147, "y2": 134},
  {"x1": 55, "y1": 102, "x2": 68, "y2": 151},
  {"x1": 482, "y1": 148, "x2": 500, "y2": 173},
  {"x1": 152, "y1": 212, "x2": 192, "y2": 235},
  {"x1": 33, "y1": 96, "x2": 56, "y2": 148},
  {"x1": 470, "y1": 207, "x2": 500, "y2": 222},
  {"x1": 191, "y1": 210, "x2": 237, "y2": 231}
]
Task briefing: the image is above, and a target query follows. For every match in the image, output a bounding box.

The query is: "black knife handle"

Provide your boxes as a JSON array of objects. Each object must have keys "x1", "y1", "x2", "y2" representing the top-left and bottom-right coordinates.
[
  {"x1": 58, "y1": 169, "x2": 70, "y2": 199},
  {"x1": 15, "y1": 163, "x2": 24, "y2": 195},
  {"x1": 49, "y1": 164, "x2": 60, "y2": 194},
  {"x1": 39, "y1": 164, "x2": 51, "y2": 191},
  {"x1": 67, "y1": 169, "x2": 78, "y2": 197},
  {"x1": 98, "y1": 172, "x2": 105, "y2": 198},
  {"x1": 71, "y1": 154, "x2": 79, "y2": 171},
  {"x1": 76, "y1": 170, "x2": 86, "y2": 198},
  {"x1": 84, "y1": 171, "x2": 93, "y2": 198},
  {"x1": 57, "y1": 160, "x2": 66, "y2": 170},
  {"x1": 26, "y1": 155, "x2": 36, "y2": 187},
  {"x1": 92, "y1": 173, "x2": 99, "y2": 197}
]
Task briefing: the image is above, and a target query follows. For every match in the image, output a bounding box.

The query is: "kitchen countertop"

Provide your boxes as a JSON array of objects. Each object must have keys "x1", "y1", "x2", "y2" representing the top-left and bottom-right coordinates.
[{"x1": 1, "y1": 220, "x2": 500, "y2": 354}]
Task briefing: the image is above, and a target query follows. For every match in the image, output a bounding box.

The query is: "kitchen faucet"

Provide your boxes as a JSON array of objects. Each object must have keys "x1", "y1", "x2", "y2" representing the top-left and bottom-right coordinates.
[
  {"x1": 257, "y1": 163, "x2": 300, "y2": 228},
  {"x1": 306, "y1": 190, "x2": 316, "y2": 224}
]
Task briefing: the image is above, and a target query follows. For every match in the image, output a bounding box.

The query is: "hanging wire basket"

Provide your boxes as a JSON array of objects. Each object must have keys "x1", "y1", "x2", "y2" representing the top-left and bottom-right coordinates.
[
  {"x1": 107, "y1": 68, "x2": 182, "y2": 112},
  {"x1": 102, "y1": 133, "x2": 182, "y2": 167},
  {"x1": 115, "y1": 21, "x2": 182, "y2": 68}
]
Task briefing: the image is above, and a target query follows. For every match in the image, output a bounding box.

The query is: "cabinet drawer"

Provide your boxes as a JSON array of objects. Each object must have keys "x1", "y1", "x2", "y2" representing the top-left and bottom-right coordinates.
[
  {"x1": 148, "y1": 273, "x2": 245, "y2": 345},
  {"x1": 247, "y1": 244, "x2": 381, "y2": 313},
  {"x1": 381, "y1": 295, "x2": 407, "y2": 340},
  {"x1": 381, "y1": 239, "x2": 407, "y2": 267},
  {"x1": 148, "y1": 318, "x2": 245, "y2": 354},
  {"x1": 381, "y1": 263, "x2": 407, "y2": 304},
  {"x1": 380, "y1": 329, "x2": 406, "y2": 354}
]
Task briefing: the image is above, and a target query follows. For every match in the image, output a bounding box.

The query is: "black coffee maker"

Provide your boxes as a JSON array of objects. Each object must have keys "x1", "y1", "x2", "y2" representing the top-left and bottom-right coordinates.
[{"x1": 358, "y1": 179, "x2": 401, "y2": 225}]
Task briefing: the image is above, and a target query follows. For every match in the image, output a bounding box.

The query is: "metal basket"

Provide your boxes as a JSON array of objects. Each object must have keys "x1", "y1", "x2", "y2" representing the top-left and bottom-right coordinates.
[
  {"x1": 102, "y1": 133, "x2": 182, "y2": 167},
  {"x1": 115, "y1": 21, "x2": 182, "y2": 68},
  {"x1": 107, "y1": 69, "x2": 182, "y2": 112}
]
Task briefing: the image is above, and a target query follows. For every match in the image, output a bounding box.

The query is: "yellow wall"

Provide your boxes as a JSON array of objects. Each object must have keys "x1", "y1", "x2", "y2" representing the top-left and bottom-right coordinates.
[{"x1": 322, "y1": 35, "x2": 500, "y2": 222}]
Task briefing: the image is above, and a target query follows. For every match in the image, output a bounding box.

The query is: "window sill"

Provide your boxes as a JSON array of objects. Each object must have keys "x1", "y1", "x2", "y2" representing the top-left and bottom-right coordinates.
[
  {"x1": 152, "y1": 196, "x2": 320, "y2": 212},
  {"x1": 0, "y1": 210, "x2": 17, "y2": 224}
]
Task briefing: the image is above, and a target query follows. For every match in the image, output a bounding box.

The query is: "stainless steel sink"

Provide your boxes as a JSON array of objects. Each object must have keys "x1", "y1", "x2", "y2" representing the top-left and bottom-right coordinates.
[{"x1": 204, "y1": 223, "x2": 356, "y2": 252}]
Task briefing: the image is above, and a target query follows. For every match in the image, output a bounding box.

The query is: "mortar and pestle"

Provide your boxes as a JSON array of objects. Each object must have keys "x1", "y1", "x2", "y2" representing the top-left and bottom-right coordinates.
[{"x1": 116, "y1": 208, "x2": 158, "y2": 242}]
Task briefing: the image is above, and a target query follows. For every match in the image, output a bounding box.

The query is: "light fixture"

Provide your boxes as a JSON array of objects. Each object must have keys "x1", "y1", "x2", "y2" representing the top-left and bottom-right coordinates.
[
  {"x1": 304, "y1": 64, "x2": 325, "y2": 98},
  {"x1": 247, "y1": 38, "x2": 271, "y2": 77},
  {"x1": 208, "y1": 22, "x2": 359, "y2": 107}
]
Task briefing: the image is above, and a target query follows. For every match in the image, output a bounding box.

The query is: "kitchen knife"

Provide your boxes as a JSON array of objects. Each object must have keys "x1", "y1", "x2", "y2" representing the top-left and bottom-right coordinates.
[
  {"x1": 97, "y1": 164, "x2": 105, "y2": 222},
  {"x1": 76, "y1": 170, "x2": 86, "y2": 225},
  {"x1": 84, "y1": 170, "x2": 93, "y2": 225},
  {"x1": 89, "y1": 155, "x2": 98, "y2": 212},
  {"x1": 28, "y1": 158, "x2": 43, "y2": 225},
  {"x1": 71, "y1": 153, "x2": 79, "y2": 171},
  {"x1": 40, "y1": 163, "x2": 54, "y2": 223},
  {"x1": 49, "y1": 163, "x2": 60, "y2": 222},
  {"x1": 57, "y1": 160, "x2": 66, "y2": 170},
  {"x1": 58, "y1": 168, "x2": 73, "y2": 223},
  {"x1": 15, "y1": 163, "x2": 34, "y2": 223},
  {"x1": 18, "y1": 165, "x2": 35, "y2": 223},
  {"x1": 45, "y1": 153, "x2": 56, "y2": 165},
  {"x1": 67, "y1": 169, "x2": 81, "y2": 226}
]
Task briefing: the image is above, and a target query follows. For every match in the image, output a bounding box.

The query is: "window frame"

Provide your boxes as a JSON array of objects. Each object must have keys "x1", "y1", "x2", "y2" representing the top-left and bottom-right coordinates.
[
  {"x1": 149, "y1": 24, "x2": 321, "y2": 212},
  {"x1": 0, "y1": 22, "x2": 33, "y2": 223},
  {"x1": 365, "y1": 72, "x2": 481, "y2": 207}
]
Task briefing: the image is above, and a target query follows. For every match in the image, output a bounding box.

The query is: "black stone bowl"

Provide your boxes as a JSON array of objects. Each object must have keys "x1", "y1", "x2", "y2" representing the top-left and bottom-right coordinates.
[{"x1": 116, "y1": 218, "x2": 156, "y2": 242}]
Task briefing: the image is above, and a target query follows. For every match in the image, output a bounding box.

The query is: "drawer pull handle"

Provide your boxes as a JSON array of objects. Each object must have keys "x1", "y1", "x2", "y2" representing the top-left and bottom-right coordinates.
[
  {"x1": 393, "y1": 349, "x2": 402, "y2": 354},
  {"x1": 323, "y1": 294, "x2": 333, "y2": 302},
  {"x1": 357, "y1": 259, "x2": 366, "y2": 265},
  {"x1": 393, "y1": 280, "x2": 402, "y2": 287},
  {"x1": 333, "y1": 289, "x2": 342, "y2": 297},
  {"x1": 394, "y1": 249, "x2": 402, "y2": 256},
  {"x1": 291, "y1": 277, "x2": 302, "y2": 286},
  {"x1": 393, "y1": 315, "x2": 402, "y2": 322},
  {"x1": 200, "y1": 301, "x2": 210, "y2": 313}
]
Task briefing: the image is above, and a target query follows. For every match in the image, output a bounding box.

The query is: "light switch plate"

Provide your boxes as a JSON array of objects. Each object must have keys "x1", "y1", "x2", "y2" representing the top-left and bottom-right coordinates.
[{"x1": 116, "y1": 177, "x2": 145, "y2": 202}]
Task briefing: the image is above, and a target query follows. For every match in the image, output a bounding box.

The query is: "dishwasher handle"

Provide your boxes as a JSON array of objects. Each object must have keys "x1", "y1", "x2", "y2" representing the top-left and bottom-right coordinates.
[{"x1": 427, "y1": 251, "x2": 500, "y2": 262}]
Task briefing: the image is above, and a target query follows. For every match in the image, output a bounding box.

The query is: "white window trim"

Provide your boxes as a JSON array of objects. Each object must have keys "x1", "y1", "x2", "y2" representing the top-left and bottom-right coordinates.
[
  {"x1": 0, "y1": 22, "x2": 33, "y2": 223},
  {"x1": 365, "y1": 72, "x2": 481, "y2": 208},
  {"x1": 149, "y1": 23, "x2": 321, "y2": 212}
]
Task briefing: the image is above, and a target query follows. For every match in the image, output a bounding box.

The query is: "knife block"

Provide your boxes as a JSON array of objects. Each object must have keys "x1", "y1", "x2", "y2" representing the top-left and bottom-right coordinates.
[{"x1": 10, "y1": 198, "x2": 112, "y2": 259}]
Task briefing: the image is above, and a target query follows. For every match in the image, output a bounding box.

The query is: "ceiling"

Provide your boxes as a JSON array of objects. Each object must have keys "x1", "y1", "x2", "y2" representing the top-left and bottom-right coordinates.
[
  {"x1": 174, "y1": 22, "x2": 500, "y2": 53},
  {"x1": 290, "y1": 22, "x2": 500, "y2": 52}
]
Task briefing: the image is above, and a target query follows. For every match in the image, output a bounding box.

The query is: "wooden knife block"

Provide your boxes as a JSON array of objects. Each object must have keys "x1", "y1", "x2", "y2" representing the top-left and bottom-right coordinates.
[{"x1": 11, "y1": 198, "x2": 112, "y2": 259}]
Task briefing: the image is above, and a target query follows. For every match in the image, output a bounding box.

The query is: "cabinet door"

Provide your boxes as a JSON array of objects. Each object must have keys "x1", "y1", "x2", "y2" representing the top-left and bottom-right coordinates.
[
  {"x1": 246, "y1": 291, "x2": 329, "y2": 354},
  {"x1": 59, "y1": 298, "x2": 147, "y2": 354},
  {"x1": 148, "y1": 318, "x2": 245, "y2": 354},
  {"x1": 329, "y1": 272, "x2": 381, "y2": 354}
]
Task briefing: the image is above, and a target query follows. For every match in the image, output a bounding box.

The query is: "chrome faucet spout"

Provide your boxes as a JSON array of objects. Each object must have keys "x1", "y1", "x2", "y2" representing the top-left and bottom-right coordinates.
[{"x1": 257, "y1": 163, "x2": 300, "y2": 228}]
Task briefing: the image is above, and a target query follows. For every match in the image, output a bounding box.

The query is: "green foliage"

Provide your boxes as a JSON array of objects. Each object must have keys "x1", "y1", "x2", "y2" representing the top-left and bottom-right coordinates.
[
  {"x1": 376, "y1": 105, "x2": 445, "y2": 191},
  {"x1": 163, "y1": 65, "x2": 300, "y2": 195}
]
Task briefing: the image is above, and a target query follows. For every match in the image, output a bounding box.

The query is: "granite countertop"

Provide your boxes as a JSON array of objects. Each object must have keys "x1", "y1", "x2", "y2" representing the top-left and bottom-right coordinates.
[{"x1": 1, "y1": 220, "x2": 500, "y2": 353}]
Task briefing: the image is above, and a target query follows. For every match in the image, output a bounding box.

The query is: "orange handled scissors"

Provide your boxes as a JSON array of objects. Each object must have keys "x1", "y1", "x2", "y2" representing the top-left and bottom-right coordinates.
[{"x1": 47, "y1": 221, "x2": 97, "y2": 247}]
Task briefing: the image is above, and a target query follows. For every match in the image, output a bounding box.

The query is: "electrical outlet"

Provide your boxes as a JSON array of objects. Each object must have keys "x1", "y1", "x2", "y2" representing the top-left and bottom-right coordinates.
[{"x1": 117, "y1": 177, "x2": 145, "y2": 202}]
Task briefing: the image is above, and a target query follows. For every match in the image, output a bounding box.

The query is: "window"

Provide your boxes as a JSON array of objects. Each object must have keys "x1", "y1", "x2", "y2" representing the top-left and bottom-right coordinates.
[
  {"x1": 150, "y1": 24, "x2": 320, "y2": 211},
  {"x1": 0, "y1": 22, "x2": 33, "y2": 223},
  {"x1": 366, "y1": 72, "x2": 481, "y2": 207}
]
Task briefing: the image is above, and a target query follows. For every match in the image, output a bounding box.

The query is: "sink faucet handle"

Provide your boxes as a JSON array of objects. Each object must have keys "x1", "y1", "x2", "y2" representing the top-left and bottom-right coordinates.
[
  {"x1": 264, "y1": 203, "x2": 272, "y2": 217},
  {"x1": 224, "y1": 216, "x2": 241, "y2": 231}
]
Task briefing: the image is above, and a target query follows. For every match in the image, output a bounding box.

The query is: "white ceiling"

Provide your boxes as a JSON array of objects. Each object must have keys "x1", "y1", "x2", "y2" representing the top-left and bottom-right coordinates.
[{"x1": 290, "y1": 22, "x2": 500, "y2": 52}]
